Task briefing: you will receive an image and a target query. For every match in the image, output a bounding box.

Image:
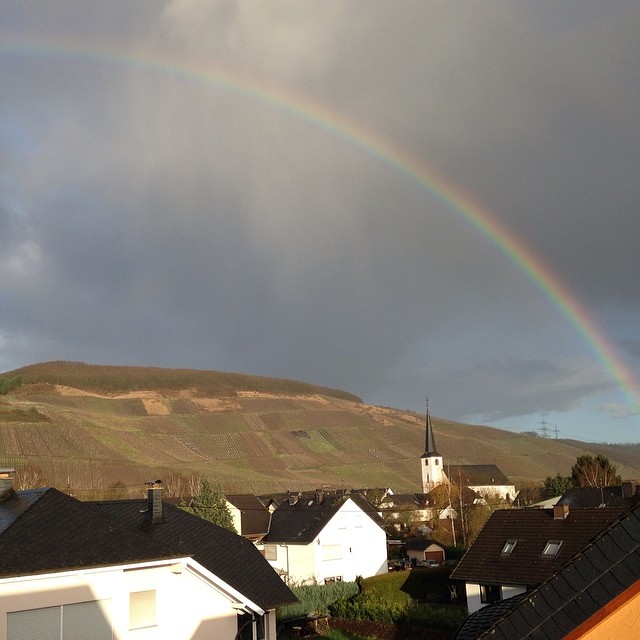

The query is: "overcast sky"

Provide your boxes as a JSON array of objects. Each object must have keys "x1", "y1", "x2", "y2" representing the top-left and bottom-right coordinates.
[{"x1": 1, "y1": 1, "x2": 639, "y2": 444}]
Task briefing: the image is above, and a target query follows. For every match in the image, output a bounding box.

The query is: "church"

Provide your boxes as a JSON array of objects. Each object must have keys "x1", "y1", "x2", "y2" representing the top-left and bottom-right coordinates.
[{"x1": 420, "y1": 402, "x2": 516, "y2": 503}]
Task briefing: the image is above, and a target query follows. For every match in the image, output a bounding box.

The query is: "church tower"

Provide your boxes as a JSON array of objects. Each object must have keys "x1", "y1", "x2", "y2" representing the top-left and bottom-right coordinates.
[{"x1": 420, "y1": 400, "x2": 443, "y2": 493}]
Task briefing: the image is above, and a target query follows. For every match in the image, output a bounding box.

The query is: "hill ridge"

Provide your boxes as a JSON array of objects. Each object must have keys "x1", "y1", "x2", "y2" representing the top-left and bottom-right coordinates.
[{"x1": 1, "y1": 362, "x2": 639, "y2": 495}]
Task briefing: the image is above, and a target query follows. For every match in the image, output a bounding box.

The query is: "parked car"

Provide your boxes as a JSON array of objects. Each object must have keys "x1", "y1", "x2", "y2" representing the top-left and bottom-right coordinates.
[
  {"x1": 417, "y1": 559, "x2": 440, "y2": 568},
  {"x1": 387, "y1": 559, "x2": 411, "y2": 571}
]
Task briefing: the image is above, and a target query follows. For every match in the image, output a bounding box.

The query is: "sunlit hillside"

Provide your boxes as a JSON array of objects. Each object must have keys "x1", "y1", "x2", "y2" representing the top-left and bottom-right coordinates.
[{"x1": 1, "y1": 362, "x2": 639, "y2": 497}]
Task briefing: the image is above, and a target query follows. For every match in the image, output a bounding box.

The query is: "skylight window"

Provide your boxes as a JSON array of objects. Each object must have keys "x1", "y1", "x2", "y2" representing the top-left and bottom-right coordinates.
[
  {"x1": 542, "y1": 540, "x2": 563, "y2": 557},
  {"x1": 501, "y1": 539, "x2": 517, "y2": 555}
]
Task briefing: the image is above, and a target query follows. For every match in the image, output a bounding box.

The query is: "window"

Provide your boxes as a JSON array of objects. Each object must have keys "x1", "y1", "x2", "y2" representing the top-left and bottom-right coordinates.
[
  {"x1": 322, "y1": 544, "x2": 342, "y2": 561},
  {"x1": 7, "y1": 601, "x2": 112, "y2": 640},
  {"x1": 542, "y1": 540, "x2": 563, "y2": 557},
  {"x1": 130, "y1": 590, "x2": 156, "y2": 629},
  {"x1": 501, "y1": 539, "x2": 517, "y2": 555},
  {"x1": 263, "y1": 544, "x2": 278, "y2": 561},
  {"x1": 480, "y1": 584, "x2": 502, "y2": 604},
  {"x1": 324, "y1": 576, "x2": 343, "y2": 584}
]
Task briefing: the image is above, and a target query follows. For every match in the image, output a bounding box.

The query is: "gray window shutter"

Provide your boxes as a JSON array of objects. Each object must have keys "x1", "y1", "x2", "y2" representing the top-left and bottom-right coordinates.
[
  {"x1": 7, "y1": 606, "x2": 61, "y2": 640},
  {"x1": 63, "y1": 601, "x2": 112, "y2": 640}
]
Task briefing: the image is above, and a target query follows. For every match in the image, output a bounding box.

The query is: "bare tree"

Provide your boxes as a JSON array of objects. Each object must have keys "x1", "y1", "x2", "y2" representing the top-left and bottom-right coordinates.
[{"x1": 14, "y1": 465, "x2": 46, "y2": 490}]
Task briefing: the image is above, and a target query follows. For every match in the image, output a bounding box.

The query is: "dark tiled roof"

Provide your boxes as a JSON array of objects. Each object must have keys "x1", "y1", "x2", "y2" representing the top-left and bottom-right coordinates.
[
  {"x1": 266, "y1": 494, "x2": 384, "y2": 544},
  {"x1": 0, "y1": 488, "x2": 178, "y2": 577},
  {"x1": 445, "y1": 465, "x2": 511, "y2": 487},
  {"x1": 557, "y1": 486, "x2": 640, "y2": 508},
  {"x1": 226, "y1": 494, "x2": 271, "y2": 536},
  {"x1": 455, "y1": 502, "x2": 640, "y2": 639},
  {"x1": 455, "y1": 593, "x2": 527, "y2": 639},
  {"x1": 406, "y1": 538, "x2": 446, "y2": 551},
  {"x1": 450, "y1": 507, "x2": 626, "y2": 587},
  {"x1": 90, "y1": 499, "x2": 296, "y2": 609}
]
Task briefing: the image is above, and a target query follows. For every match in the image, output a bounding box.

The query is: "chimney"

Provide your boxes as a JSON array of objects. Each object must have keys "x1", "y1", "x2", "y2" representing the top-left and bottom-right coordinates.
[
  {"x1": 553, "y1": 504, "x2": 569, "y2": 520},
  {"x1": 622, "y1": 480, "x2": 637, "y2": 498},
  {"x1": 145, "y1": 480, "x2": 164, "y2": 523},
  {"x1": 315, "y1": 489, "x2": 324, "y2": 504},
  {"x1": 0, "y1": 468, "x2": 15, "y2": 501},
  {"x1": 288, "y1": 491, "x2": 299, "y2": 506}
]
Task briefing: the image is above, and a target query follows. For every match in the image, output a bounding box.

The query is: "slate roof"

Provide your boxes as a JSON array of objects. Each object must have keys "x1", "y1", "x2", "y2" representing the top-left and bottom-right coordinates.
[
  {"x1": 0, "y1": 488, "x2": 179, "y2": 577},
  {"x1": 90, "y1": 498, "x2": 297, "y2": 609},
  {"x1": 450, "y1": 506, "x2": 626, "y2": 588},
  {"x1": 265, "y1": 493, "x2": 384, "y2": 544},
  {"x1": 0, "y1": 486, "x2": 295, "y2": 610},
  {"x1": 226, "y1": 494, "x2": 271, "y2": 537},
  {"x1": 445, "y1": 465, "x2": 512, "y2": 487},
  {"x1": 455, "y1": 502, "x2": 640, "y2": 639}
]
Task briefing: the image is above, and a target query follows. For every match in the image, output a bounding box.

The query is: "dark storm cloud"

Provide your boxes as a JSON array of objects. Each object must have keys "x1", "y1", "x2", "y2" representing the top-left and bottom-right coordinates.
[{"x1": 0, "y1": 1, "x2": 638, "y2": 439}]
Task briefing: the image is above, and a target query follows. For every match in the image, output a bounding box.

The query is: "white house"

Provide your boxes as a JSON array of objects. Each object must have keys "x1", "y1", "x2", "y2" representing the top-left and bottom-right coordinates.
[
  {"x1": 0, "y1": 472, "x2": 296, "y2": 640},
  {"x1": 262, "y1": 491, "x2": 388, "y2": 585}
]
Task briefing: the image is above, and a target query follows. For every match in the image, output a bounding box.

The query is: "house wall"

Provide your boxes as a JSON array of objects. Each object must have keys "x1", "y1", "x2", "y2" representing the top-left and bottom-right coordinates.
[
  {"x1": 470, "y1": 485, "x2": 516, "y2": 502},
  {"x1": 576, "y1": 588, "x2": 640, "y2": 640},
  {"x1": 464, "y1": 582, "x2": 526, "y2": 614},
  {"x1": 0, "y1": 560, "x2": 256, "y2": 640},
  {"x1": 226, "y1": 502, "x2": 243, "y2": 536}
]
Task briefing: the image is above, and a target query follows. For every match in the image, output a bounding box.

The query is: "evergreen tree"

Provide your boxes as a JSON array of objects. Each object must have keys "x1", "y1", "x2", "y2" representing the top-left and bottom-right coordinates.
[
  {"x1": 182, "y1": 478, "x2": 236, "y2": 533},
  {"x1": 571, "y1": 455, "x2": 622, "y2": 488},
  {"x1": 543, "y1": 473, "x2": 574, "y2": 498}
]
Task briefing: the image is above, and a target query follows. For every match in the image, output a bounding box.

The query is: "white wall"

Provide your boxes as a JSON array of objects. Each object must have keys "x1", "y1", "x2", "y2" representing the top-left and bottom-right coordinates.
[{"x1": 0, "y1": 560, "x2": 260, "y2": 640}]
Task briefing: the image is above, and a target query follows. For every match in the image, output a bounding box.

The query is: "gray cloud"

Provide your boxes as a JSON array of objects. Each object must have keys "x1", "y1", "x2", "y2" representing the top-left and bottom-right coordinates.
[{"x1": 1, "y1": 1, "x2": 639, "y2": 440}]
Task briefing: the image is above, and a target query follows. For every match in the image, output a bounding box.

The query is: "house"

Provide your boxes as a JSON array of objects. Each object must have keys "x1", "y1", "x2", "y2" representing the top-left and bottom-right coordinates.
[
  {"x1": 262, "y1": 491, "x2": 388, "y2": 585},
  {"x1": 454, "y1": 501, "x2": 640, "y2": 639},
  {"x1": 450, "y1": 503, "x2": 627, "y2": 614},
  {"x1": 0, "y1": 471, "x2": 296, "y2": 640},
  {"x1": 420, "y1": 403, "x2": 515, "y2": 502},
  {"x1": 226, "y1": 494, "x2": 271, "y2": 542},
  {"x1": 405, "y1": 539, "x2": 447, "y2": 565}
]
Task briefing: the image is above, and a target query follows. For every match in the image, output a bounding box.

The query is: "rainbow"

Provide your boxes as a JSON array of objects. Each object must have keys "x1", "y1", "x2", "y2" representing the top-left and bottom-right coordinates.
[{"x1": 3, "y1": 39, "x2": 639, "y2": 413}]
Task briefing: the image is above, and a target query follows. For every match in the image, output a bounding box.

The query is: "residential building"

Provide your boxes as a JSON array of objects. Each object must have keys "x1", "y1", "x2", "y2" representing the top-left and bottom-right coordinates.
[
  {"x1": 262, "y1": 491, "x2": 387, "y2": 585},
  {"x1": 0, "y1": 471, "x2": 296, "y2": 640},
  {"x1": 454, "y1": 501, "x2": 640, "y2": 639},
  {"x1": 405, "y1": 539, "x2": 447, "y2": 565},
  {"x1": 226, "y1": 494, "x2": 271, "y2": 542},
  {"x1": 450, "y1": 503, "x2": 627, "y2": 614}
]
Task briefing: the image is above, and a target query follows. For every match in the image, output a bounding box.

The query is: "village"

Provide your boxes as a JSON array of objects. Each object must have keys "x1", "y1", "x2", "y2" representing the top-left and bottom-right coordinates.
[{"x1": 1, "y1": 405, "x2": 638, "y2": 640}]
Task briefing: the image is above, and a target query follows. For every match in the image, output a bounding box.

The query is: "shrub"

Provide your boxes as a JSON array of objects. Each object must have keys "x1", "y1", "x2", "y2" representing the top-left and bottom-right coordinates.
[{"x1": 278, "y1": 581, "x2": 360, "y2": 621}]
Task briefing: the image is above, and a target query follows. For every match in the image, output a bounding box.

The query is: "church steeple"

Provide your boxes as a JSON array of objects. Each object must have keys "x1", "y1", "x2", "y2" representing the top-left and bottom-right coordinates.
[
  {"x1": 422, "y1": 399, "x2": 439, "y2": 457},
  {"x1": 420, "y1": 398, "x2": 443, "y2": 492}
]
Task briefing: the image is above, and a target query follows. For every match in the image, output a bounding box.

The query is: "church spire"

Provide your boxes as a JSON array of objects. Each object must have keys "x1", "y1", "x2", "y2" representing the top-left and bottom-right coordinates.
[{"x1": 423, "y1": 398, "x2": 439, "y2": 457}]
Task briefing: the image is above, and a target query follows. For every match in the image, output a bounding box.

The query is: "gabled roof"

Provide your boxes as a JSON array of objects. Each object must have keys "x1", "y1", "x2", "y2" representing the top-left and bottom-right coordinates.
[
  {"x1": 455, "y1": 502, "x2": 640, "y2": 639},
  {"x1": 226, "y1": 494, "x2": 271, "y2": 537},
  {"x1": 406, "y1": 538, "x2": 446, "y2": 551},
  {"x1": 444, "y1": 464, "x2": 512, "y2": 487},
  {"x1": 450, "y1": 506, "x2": 626, "y2": 588},
  {"x1": 265, "y1": 493, "x2": 384, "y2": 544},
  {"x1": 0, "y1": 488, "x2": 178, "y2": 577},
  {"x1": 90, "y1": 498, "x2": 296, "y2": 609}
]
